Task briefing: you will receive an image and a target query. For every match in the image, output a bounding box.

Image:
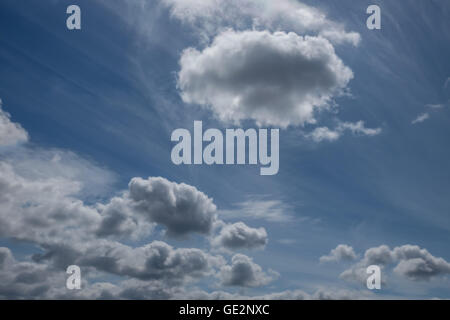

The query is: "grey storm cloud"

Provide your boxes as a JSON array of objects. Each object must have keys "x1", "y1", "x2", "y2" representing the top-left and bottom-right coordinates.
[
  {"x1": 0, "y1": 100, "x2": 28, "y2": 147},
  {"x1": 212, "y1": 222, "x2": 268, "y2": 250},
  {"x1": 320, "y1": 244, "x2": 357, "y2": 263},
  {"x1": 178, "y1": 29, "x2": 354, "y2": 128},
  {"x1": 219, "y1": 254, "x2": 279, "y2": 287}
]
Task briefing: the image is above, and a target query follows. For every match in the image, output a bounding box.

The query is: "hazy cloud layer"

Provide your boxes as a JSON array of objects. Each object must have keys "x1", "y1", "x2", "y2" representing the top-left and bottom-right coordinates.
[{"x1": 219, "y1": 196, "x2": 293, "y2": 222}]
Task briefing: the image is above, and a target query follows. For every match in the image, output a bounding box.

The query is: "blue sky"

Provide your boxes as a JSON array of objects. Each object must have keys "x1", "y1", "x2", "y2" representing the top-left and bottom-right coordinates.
[{"x1": 0, "y1": 0, "x2": 449, "y2": 299}]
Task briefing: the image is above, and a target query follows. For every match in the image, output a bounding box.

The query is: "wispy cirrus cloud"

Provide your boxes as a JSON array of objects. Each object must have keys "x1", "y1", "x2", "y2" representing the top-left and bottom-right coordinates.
[
  {"x1": 307, "y1": 121, "x2": 382, "y2": 142},
  {"x1": 444, "y1": 77, "x2": 450, "y2": 89},
  {"x1": 412, "y1": 112, "x2": 430, "y2": 124},
  {"x1": 161, "y1": 0, "x2": 360, "y2": 46},
  {"x1": 412, "y1": 102, "x2": 447, "y2": 125}
]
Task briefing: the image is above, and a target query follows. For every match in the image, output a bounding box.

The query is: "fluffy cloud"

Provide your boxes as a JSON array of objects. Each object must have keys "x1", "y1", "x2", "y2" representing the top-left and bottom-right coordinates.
[
  {"x1": 363, "y1": 245, "x2": 395, "y2": 266},
  {"x1": 77, "y1": 241, "x2": 224, "y2": 284},
  {"x1": 178, "y1": 30, "x2": 354, "y2": 128},
  {"x1": 392, "y1": 245, "x2": 450, "y2": 281},
  {"x1": 0, "y1": 247, "x2": 65, "y2": 299},
  {"x1": 163, "y1": 1, "x2": 380, "y2": 134},
  {"x1": 3, "y1": 246, "x2": 373, "y2": 300},
  {"x1": 339, "y1": 245, "x2": 393, "y2": 284},
  {"x1": 0, "y1": 158, "x2": 225, "y2": 281},
  {"x1": 219, "y1": 254, "x2": 279, "y2": 287},
  {"x1": 0, "y1": 143, "x2": 280, "y2": 296},
  {"x1": 337, "y1": 244, "x2": 450, "y2": 283},
  {"x1": 0, "y1": 100, "x2": 28, "y2": 146},
  {"x1": 0, "y1": 161, "x2": 102, "y2": 245},
  {"x1": 161, "y1": 0, "x2": 360, "y2": 46},
  {"x1": 95, "y1": 196, "x2": 154, "y2": 240},
  {"x1": 0, "y1": 156, "x2": 218, "y2": 244},
  {"x1": 128, "y1": 177, "x2": 217, "y2": 237},
  {"x1": 320, "y1": 244, "x2": 357, "y2": 263},
  {"x1": 212, "y1": 222, "x2": 268, "y2": 250},
  {"x1": 0, "y1": 105, "x2": 285, "y2": 298}
]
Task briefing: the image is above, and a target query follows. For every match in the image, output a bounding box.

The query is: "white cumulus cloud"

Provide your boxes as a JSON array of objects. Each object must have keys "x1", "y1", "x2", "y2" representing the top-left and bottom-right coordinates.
[
  {"x1": 337, "y1": 244, "x2": 450, "y2": 284},
  {"x1": 219, "y1": 254, "x2": 279, "y2": 287},
  {"x1": 212, "y1": 222, "x2": 268, "y2": 250},
  {"x1": 178, "y1": 30, "x2": 354, "y2": 128},
  {"x1": 320, "y1": 244, "x2": 357, "y2": 263},
  {"x1": 0, "y1": 100, "x2": 28, "y2": 147}
]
